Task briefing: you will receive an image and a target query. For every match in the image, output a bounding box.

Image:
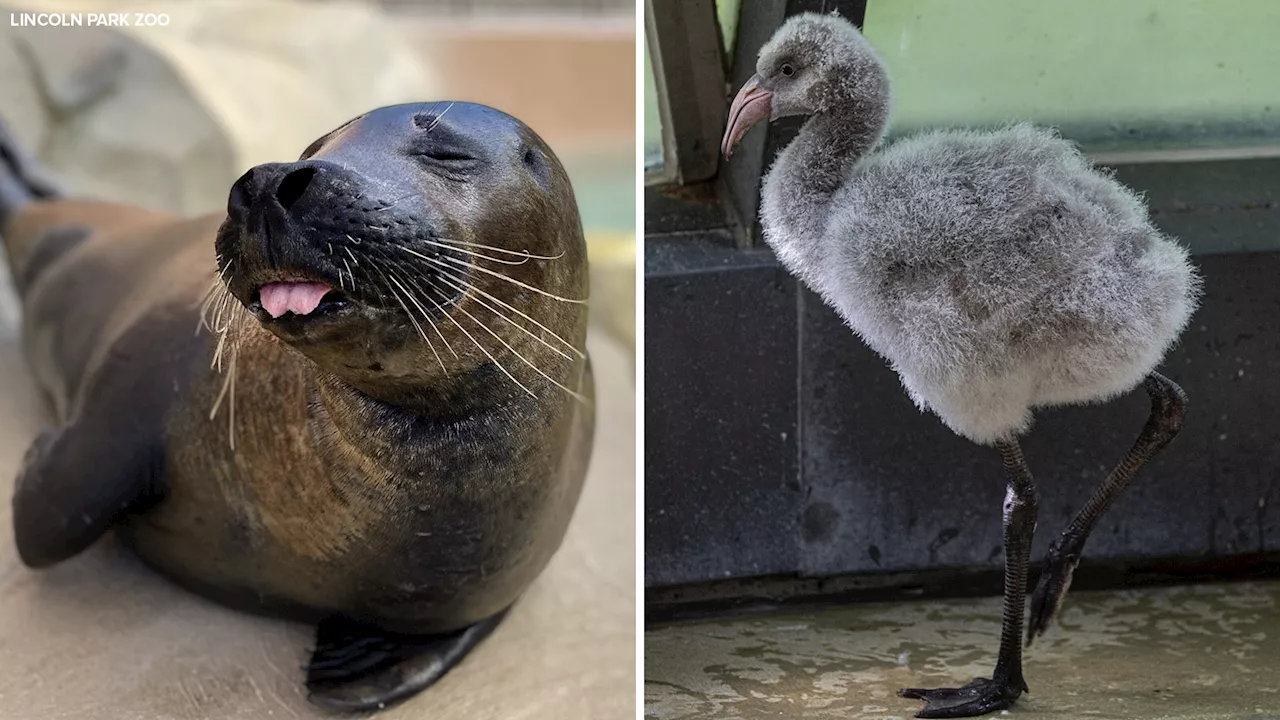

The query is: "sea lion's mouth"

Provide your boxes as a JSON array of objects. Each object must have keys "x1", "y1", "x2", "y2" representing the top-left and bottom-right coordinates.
[{"x1": 250, "y1": 281, "x2": 352, "y2": 321}]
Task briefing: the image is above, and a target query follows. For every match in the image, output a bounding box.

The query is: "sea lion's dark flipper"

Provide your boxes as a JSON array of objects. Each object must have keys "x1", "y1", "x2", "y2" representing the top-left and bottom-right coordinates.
[
  {"x1": 12, "y1": 423, "x2": 164, "y2": 568},
  {"x1": 305, "y1": 609, "x2": 509, "y2": 711}
]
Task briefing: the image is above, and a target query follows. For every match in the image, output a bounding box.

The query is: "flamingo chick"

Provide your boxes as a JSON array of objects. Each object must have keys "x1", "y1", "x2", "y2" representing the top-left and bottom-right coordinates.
[{"x1": 722, "y1": 12, "x2": 1200, "y2": 718}]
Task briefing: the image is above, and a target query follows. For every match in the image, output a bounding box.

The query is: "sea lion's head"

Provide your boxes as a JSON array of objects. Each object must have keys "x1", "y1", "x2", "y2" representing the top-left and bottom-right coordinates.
[{"x1": 211, "y1": 102, "x2": 588, "y2": 409}]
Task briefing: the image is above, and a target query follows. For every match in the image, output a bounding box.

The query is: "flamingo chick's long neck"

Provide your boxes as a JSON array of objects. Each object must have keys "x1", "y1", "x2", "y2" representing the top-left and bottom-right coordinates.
[{"x1": 760, "y1": 100, "x2": 888, "y2": 283}]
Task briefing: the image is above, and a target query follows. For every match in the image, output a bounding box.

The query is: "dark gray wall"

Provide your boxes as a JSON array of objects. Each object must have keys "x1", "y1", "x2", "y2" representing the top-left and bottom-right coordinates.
[{"x1": 645, "y1": 237, "x2": 1280, "y2": 589}]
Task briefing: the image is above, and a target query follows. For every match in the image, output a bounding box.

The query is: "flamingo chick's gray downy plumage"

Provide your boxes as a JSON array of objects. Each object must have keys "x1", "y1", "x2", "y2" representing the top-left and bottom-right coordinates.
[{"x1": 723, "y1": 12, "x2": 1199, "y2": 719}]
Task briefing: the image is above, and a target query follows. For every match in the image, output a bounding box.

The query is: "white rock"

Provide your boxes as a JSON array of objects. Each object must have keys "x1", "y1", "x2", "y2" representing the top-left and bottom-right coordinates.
[{"x1": 2, "y1": 0, "x2": 437, "y2": 215}]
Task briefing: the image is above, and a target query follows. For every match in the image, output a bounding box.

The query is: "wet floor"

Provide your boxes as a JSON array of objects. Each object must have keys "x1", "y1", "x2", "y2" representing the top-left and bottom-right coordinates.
[{"x1": 646, "y1": 581, "x2": 1280, "y2": 720}]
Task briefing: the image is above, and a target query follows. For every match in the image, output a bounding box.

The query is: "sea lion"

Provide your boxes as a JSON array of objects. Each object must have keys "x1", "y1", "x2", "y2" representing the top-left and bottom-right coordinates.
[{"x1": 0, "y1": 102, "x2": 594, "y2": 711}]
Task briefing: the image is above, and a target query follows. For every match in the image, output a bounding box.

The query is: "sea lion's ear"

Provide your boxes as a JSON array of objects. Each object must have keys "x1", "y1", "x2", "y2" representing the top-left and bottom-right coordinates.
[
  {"x1": 299, "y1": 114, "x2": 366, "y2": 161},
  {"x1": 522, "y1": 146, "x2": 551, "y2": 191},
  {"x1": 298, "y1": 135, "x2": 330, "y2": 162}
]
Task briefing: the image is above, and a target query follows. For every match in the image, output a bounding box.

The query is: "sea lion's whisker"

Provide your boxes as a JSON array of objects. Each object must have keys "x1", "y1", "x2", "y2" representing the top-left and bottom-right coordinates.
[
  {"x1": 389, "y1": 263, "x2": 532, "y2": 397},
  {"x1": 376, "y1": 264, "x2": 449, "y2": 368},
  {"x1": 371, "y1": 192, "x2": 417, "y2": 212},
  {"x1": 439, "y1": 306, "x2": 534, "y2": 398},
  {"x1": 346, "y1": 233, "x2": 362, "y2": 246},
  {"x1": 342, "y1": 258, "x2": 354, "y2": 291},
  {"x1": 221, "y1": 300, "x2": 236, "y2": 336},
  {"x1": 443, "y1": 290, "x2": 586, "y2": 403},
  {"x1": 400, "y1": 270, "x2": 456, "y2": 314},
  {"x1": 228, "y1": 343, "x2": 238, "y2": 450},
  {"x1": 425, "y1": 102, "x2": 455, "y2": 134},
  {"x1": 432, "y1": 270, "x2": 573, "y2": 362},
  {"x1": 441, "y1": 255, "x2": 586, "y2": 304},
  {"x1": 211, "y1": 304, "x2": 240, "y2": 371},
  {"x1": 402, "y1": 248, "x2": 583, "y2": 306},
  {"x1": 210, "y1": 362, "x2": 231, "y2": 417},
  {"x1": 199, "y1": 286, "x2": 249, "y2": 433},
  {"x1": 388, "y1": 285, "x2": 430, "y2": 343},
  {"x1": 212, "y1": 330, "x2": 228, "y2": 372},
  {"x1": 405, "y1": 242, "x2": 528, "y2": 267},
  {"x1": 197, "y1": 258, "x2": 237, "y2": 333},
  {"x1": 196, "y1": 279, "x2": 222, "y2": 333},
  {"x1": 382, "y1": 276, "x2": 446, "y2": 375},
  {"x1": 209, "y1": 334, "x2": 241, "y2": 447},
  {"x1": 431, "y1": 263, "x2": 585, "y2": 360},
  {"x1": 209, "y1": 300, "x2": 223, "y2": 339},
  {"x1": 428, "y1": 236, "x2": 565, "y2": 261},
  {"x1": 370, "y1": 260, "x2": 456, "y2": 361},
  {"x1": 380, "y1": 264, "x2": 458, "y2": 360},
  {"x1": 343, "y1": 247, "x2": 359, "y2": 267},
  {"x1": 204, "y1": 288, "x2": 228, "y2": 338},
  {"x1": 198, "y1": 256, "x2": 240, "y2": 331},
  {"x1": 212, "y1": 292, "x2": 235, "y2": 338}
]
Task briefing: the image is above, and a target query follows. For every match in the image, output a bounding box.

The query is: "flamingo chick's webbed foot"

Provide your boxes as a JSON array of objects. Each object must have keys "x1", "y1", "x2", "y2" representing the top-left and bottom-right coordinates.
[
  {"x1": 900, "y1": 676, "x2": 1028, "y2": 719},
  {"x1": 1025, "y1": 371, "x2": 1188, "y2": 644},
  {"x1": 1025, "y1": 537, "x2": 1080, "y2": 645}
]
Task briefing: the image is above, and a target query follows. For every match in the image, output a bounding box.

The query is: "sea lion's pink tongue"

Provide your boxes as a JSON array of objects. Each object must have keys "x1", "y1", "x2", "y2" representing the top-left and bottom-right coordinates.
[{"x1": 259, "y1": 282, "x2": 331, "y2": 318}]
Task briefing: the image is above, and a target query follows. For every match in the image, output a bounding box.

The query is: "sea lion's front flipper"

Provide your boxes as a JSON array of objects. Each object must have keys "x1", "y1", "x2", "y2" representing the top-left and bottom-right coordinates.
[
  {"x1": 11, "y1": 422, "x2": 163, "y2": 568},
  {"x1": 305, "y1": 610, "x2": 509, "y2": 711}
]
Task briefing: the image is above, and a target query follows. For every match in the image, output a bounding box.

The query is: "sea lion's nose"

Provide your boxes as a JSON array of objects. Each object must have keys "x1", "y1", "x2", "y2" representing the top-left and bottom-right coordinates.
[
  {"x1": 224, "y1": 161, "x2": 339, "y2": 269},
  {"x1": 226, "y1": 167, "x2": 262, "y2": 219},
  {"x1": 226, "y1": 162, "x2": 334, "y2": 220},
  {"x1": 274, "y1": 166, "x2": 317, "y2": 211}
]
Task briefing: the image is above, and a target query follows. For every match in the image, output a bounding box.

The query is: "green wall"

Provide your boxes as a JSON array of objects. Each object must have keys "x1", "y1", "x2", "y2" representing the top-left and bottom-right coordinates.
[
  {"x1": 864, "y1": 0, "x2": 1280, "y2": 152},
  {"x1": 646, "y1": 0, "x2": 1280, "y2": 162}
]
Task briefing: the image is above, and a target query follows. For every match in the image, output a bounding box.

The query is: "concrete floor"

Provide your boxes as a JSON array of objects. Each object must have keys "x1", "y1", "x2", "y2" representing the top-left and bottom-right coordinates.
[{"x1": 647, "y1": 581, "x2": 1280, "y2": 720}]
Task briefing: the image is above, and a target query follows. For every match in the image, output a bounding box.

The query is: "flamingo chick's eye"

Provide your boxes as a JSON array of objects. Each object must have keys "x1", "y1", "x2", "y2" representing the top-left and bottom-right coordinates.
[{"x1": 781, "y1": 63, "x2": 795, "y2": 77}]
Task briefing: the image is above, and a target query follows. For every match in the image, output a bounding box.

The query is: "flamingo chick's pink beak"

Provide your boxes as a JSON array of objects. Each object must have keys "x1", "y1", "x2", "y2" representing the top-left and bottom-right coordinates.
[{"x1": 722, "y1": 74, "x2": 773, "y2": 158}]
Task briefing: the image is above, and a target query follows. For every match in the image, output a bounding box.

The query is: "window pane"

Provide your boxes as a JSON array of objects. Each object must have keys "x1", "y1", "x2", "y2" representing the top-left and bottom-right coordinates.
[
  {"x1": 643, "y1": 33, "x2": 664, "y2": 172},
  {"x1": 716, "y1": 0, "x2": 740, "y2": 59},
  {"x1": 863, "y1": 0, "x2": 1280, "y2": 154}
]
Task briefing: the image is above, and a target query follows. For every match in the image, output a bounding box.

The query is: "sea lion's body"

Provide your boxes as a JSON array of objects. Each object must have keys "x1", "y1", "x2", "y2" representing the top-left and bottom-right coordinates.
[{"x1": 1, "y1": 103, "x2": 593, "y2": 709}]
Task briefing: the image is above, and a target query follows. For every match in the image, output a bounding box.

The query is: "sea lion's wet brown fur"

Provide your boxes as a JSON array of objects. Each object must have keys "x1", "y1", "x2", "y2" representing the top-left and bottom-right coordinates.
[{"x1": 3, "y1": 103, "x2": 593, "y2": 708}]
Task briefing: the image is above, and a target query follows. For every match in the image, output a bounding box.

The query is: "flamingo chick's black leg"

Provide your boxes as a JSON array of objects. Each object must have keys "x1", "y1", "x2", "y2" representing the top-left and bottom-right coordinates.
[
  {"x1": 1027, "y1": 372, "x2": 1187, "y2": 644},
  {"x1": 900, "y1": 439, "x2": 1038, "y2": 718}
]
